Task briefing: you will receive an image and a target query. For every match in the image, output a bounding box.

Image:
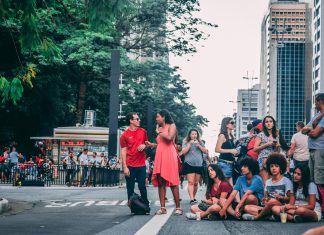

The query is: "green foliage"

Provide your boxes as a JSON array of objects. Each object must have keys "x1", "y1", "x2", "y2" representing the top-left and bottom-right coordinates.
[
  {"x1": 1, "y1": 77, "x2": 23, "y2": 105},
  {"x1": 120, "y1": 59, "x2": 208, "y2": 139},
  {"x1": 0, "y1": 0, "x2": 213, "y2": 151}
]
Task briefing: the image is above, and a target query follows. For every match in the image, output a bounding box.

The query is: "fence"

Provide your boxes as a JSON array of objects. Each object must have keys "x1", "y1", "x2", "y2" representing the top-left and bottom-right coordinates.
[{"x1": 0, "y1": 163, "x2": 120, "y2": 187}]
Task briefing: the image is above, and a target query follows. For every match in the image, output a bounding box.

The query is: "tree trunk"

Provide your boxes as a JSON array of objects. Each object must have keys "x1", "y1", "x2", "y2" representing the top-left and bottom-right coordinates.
[{"x1": 76, "y1": 80, "x2": 86, "y2": 124}]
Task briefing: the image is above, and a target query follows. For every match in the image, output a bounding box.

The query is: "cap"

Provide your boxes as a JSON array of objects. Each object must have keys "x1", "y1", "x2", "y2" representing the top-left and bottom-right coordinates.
[
  {"x1": 256, "y1": 123, "x2": 263, "y2": 130},
  {"x1": 252, "y1": 119, "x2": 262, "y2": 127}
]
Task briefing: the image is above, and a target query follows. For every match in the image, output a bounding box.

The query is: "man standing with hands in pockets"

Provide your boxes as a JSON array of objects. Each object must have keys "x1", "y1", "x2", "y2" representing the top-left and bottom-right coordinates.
[{"x1": 120, "y1": 112, "x2": 150, "y2": 211}]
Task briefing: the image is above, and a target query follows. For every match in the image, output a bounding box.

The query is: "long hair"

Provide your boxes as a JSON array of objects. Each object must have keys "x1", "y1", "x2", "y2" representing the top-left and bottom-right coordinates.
[
  {"x1": 279, "y1": 130, "x2": 289, "y2": 151},
  {"x1": 219, "y1": 117, "x2": 234, "y2": 141},
  {"x1": 262, "y1": 115, "x2": 278, "y2": 138},
  {"x1": 293, "y1": 165, "x2": 311, "y2": 199},
  {"x1": 184, "y1": 128, "x2": 202, "y2": 144},
  {"x1": 158, "y1": 110, "x2": 174, "y2": 124},
  {"x1": 206, "y1": 164, "x2": 226, "y2": 198}
]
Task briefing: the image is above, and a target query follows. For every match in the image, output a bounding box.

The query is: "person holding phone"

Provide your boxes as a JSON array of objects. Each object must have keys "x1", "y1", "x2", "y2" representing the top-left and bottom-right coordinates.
[
  {"x1": 253, "y1": 116, "x2": 281, "y2": 183},
  {"x1": 120, "y1": 112, "x2": 150, "y2": 212},
  {"x1": 181, "y1": 129, "x2": 208, "y2": 204}
]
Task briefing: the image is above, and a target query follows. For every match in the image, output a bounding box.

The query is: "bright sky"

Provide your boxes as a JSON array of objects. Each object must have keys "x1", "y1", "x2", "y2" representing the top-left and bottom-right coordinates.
[{"x1": 170, "y1": 0, "x2": 269, "y2": 152}]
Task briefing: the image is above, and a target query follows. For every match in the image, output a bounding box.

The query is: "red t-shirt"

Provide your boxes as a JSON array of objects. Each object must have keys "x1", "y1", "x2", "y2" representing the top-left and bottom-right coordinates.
[
  {"x1": 209, "y1": 181, "x2": 233, "y2": 199},
  {"x1": 247, "y1": 137, "x2": 259, "y2": 160},
  {"x1": 120, "y1": 127, "x2": 148, "y2": 167}
]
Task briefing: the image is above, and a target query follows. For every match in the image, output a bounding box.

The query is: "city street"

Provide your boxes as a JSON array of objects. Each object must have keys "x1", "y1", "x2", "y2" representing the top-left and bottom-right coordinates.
[{"x1": 1, "y1": 182, "x2": 323, "y2": 235}]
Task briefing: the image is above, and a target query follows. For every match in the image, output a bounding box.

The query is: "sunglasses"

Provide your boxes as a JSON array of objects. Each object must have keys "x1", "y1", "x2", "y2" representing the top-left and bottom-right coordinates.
[
  {"x1": 229, "y1": 121, "x2": 235, "y2": 125},
  {"x1": 132, "y1": 118, "x2": 140, "y2": 121}
]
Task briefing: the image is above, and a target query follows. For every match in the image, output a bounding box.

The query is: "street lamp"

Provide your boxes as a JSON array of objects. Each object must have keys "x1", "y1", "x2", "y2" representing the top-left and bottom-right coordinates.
[
  {"x1": 268, "y1": 18, "x2": 292, "y2": 47},
  {"x1": 242, "y1": 75, "x2": 258, "y2": 124}
]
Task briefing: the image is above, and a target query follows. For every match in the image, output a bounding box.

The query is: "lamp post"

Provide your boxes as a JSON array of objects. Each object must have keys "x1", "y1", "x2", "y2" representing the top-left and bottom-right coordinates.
[
  {"x1": 242, "y1": 74, "x2": 258, "y2": 124},
  {"x1": 268, "y1": 19, "x2": 293, "y2": 123},
  {"x1": 229, "y1": 100, "x2": 241, "y2": 138}
]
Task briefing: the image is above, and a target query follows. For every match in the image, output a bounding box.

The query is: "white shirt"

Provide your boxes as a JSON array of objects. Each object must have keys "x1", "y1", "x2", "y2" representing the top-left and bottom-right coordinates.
[
  {"x1": 79, "y1": 153, "x2": 89, "y2": 166},
  {"x1": 291, "y1": 131, "x2": 309, "y2": 161}
]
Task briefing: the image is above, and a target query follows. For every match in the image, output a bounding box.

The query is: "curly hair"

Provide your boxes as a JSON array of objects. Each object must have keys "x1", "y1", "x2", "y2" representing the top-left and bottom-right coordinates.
[
  {"x1": 240, "y1": 157, "x2": 259, "y2": 175},
  {"x1": 266, "y1": 153, "x2": 287, "y2": 175}
]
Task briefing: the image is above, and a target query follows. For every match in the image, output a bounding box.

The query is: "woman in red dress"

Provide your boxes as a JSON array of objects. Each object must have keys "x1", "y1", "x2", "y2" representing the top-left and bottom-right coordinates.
[{"x1": 146, "y1": 110, "x2": 182, "y2": 215}]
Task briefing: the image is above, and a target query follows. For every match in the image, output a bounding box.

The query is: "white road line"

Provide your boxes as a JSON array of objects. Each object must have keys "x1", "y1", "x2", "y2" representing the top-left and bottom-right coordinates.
[
  {"x1": 119, "y1": 200, "x2": 128, "y2": 206},
  {"x1": 134, "y1": 207, "x2": 174, "y2": 235}
]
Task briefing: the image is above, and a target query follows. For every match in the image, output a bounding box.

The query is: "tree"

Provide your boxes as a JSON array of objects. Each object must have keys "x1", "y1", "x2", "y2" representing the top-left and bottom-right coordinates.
[
  {"x1": 120, "y1": 59, "x2": 208, "y2": 140},
  {"x1": 0, "y1": 0, "x2": 214, "y2": 152}
]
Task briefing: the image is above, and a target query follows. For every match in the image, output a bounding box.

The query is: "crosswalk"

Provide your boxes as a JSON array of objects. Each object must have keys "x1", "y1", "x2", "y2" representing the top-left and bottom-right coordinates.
[{"x1": 44, "y1": 199, "x2": 181, "y2": 208}]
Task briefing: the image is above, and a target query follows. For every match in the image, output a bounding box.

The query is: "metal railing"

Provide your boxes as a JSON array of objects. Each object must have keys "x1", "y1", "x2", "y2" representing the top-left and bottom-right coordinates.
[{"x1": 0, "y1": 163, "x2": 120, "y2": 187}]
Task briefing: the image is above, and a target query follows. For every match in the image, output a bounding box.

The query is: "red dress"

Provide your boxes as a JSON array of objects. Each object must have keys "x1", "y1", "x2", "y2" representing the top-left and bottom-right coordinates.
[{"x1": 151, "y1": 124, "x2": 180, "y2": 187}]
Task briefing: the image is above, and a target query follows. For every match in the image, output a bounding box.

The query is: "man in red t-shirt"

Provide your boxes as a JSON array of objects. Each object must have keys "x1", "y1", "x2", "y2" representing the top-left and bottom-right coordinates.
[{"x1": 120, "y1": 112, "x2": 149, "y2": 208}]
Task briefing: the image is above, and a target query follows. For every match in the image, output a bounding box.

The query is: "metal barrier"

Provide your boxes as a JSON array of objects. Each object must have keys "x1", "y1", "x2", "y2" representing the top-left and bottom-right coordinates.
[{"x1": 0, "y1": 163, "x2": 120, "y2": 187}]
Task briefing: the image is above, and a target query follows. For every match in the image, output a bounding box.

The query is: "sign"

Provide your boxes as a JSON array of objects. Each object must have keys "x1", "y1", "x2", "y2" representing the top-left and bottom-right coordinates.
[{"x1": 61, "y1": 141, "x2": 85, "y2": 146}]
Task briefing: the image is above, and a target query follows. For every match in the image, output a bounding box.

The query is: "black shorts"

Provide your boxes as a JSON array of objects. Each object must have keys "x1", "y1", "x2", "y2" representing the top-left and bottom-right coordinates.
[{"x1": 181, "y1": 162, "x2": 202, "y2": 175}]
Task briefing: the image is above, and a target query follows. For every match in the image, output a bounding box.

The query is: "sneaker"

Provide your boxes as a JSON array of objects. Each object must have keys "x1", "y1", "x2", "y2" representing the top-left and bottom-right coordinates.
[
  {"x1": 294, "y1": 215, "x2": 304, "y2": 223},
  {"x1": 190, "y1": 199, "x2": 197, "y2": 205},
  {"x1": 193, "y1": 199, "x2": 198, "y2": 204},
  {"x1": 186, "y1": 212, "x2": 197, "y2": 220},
  {"x1": 242, "y1": 213, "x2": 255, "y2": 221}
]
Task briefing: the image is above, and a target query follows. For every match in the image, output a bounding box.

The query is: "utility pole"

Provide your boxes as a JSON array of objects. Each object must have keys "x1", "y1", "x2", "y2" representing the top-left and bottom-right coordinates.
[
  {"x1": 242, "y1": 72, "x2": 258, "y2": 124},
  {"x1": 108, "y1": 50, "x2": 120, "y2": 157}
]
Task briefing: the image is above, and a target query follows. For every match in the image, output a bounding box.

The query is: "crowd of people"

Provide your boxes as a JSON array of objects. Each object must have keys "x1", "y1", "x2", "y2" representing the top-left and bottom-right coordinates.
[
  {"x1": 121, "y1": 93, "x2": 324, "y2": 227},
  {"x1": 62, "y1": 150, "x2": 120, "y2": 187},
  {"x1": 0, "y1": 145, "x2": 120, "y2": 187}
]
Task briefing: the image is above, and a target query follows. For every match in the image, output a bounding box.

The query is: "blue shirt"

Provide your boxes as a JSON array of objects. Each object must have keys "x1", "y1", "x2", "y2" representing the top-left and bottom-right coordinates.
[
  {"x1": 234, "y1": 175, "x2": 264, "y2": 201},
  {"x1": 307, "y1": 113, "x2": 324, "y2": 149}
]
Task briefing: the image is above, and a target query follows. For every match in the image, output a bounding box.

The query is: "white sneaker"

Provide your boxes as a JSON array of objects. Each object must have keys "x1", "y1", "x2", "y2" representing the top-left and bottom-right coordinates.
[
  {"x1": 242, "y1": 213, "x2": 255, "y2": 221},
  {"x1": 185, "y1": 212, "x2": 197, "y2": 220}
]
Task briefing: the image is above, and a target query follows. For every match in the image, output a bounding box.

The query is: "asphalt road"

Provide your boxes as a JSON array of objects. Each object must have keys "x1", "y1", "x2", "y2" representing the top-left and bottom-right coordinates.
[{"x1": 0, "y1": 183, "x2": 323, "y2": 235}]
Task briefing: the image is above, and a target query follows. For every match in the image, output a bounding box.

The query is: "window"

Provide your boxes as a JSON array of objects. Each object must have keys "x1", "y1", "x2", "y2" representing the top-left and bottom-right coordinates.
[{"x1": 315, "y1": 56, "x2": 320, "y2": 66}]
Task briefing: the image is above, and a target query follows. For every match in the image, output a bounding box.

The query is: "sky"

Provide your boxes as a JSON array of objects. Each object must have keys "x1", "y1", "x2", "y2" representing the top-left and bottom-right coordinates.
[{"x1": 169, "y1": 0, "x2": 269, "y2": 152}]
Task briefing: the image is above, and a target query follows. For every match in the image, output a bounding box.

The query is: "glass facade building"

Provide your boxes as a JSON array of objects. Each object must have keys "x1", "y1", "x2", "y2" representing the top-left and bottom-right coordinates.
[{"x1": 277, "y1": 43, "x2": 305, "y2": 141}]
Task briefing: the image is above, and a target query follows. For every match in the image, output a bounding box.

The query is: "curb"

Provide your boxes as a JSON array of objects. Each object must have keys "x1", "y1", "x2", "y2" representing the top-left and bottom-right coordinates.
[{"x1": 0, "y1": 198, "x2": 9, "y2": 214}]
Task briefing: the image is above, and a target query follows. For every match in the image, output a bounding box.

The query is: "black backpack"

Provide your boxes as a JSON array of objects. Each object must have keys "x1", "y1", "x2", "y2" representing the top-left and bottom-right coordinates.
[{"x1": 129, "y1": 193, "x2": 150, "y2": 215}]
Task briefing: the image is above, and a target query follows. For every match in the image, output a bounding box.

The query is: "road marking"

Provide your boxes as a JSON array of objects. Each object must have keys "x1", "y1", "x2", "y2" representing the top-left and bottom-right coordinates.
[
  {"x1": 134, "y1": 207, "x2": 174, "y2": 235},
  {"x1": 119, "y1": 200, "x2": 128, "y2": 206},
  {"x1": 95, "y1": 200, "x2": 119, "y2": 206},
  {"x1": 70, "y1": 201, "x2": 96, "y2": 207},
  {"x1": 44, "y1": 200, "x2": 181, "y2": 208}
]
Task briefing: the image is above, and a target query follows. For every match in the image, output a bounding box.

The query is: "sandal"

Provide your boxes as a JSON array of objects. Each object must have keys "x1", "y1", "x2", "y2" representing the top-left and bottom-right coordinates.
[
  {"x1": 174, "y1": 208, "x2": 183, "y2": 216},
  {"x1": 155, "y1": 207, "x2": 167, "y2": 215}
]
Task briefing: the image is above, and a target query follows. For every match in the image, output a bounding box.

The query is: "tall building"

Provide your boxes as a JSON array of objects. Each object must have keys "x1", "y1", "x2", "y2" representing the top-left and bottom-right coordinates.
[
  {"x1": 235, "y1": 84, "x2": 261, "y2": 139},
  {"x1": 312, "y1": 0, "x2": 324, "y2": 113},
  {"x1": 259, "y1": 0, "x2": 312, "y2": 141}
]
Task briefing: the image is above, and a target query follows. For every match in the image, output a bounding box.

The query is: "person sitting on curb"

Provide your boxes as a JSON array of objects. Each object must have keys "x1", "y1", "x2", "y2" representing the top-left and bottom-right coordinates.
[
  {"x1": 272, "y1": 165, "x2": 322, "y2": 222},
  {"x1": 186, "y1": 164, "x2": 232, "y2": 220},
  {"x1": 243, "y1": 153, "x2": 293, "y2": 220},
  {"x1": 219, "y1": 157, "x2": 264, "y2": 219}
]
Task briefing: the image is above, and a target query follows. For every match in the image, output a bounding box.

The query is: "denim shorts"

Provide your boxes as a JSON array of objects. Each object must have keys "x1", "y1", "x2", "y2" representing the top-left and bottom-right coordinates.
[{"x1": 217, "y1": 160, "x2": 233, "y2": 178}]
